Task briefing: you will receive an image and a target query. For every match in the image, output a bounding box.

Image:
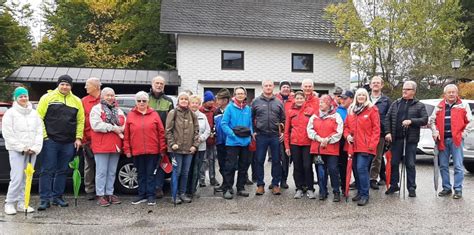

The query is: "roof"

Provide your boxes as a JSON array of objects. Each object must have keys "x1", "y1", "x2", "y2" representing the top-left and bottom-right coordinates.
[
  {"x1": 160, "y1": 0, "x2": 344, "y2": 41},
  {"x1": 6, "y1": 66, "x2": 180, "y2": 86}
]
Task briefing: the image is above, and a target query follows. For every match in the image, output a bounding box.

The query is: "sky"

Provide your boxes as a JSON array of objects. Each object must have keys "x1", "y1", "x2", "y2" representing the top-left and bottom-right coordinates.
[{"x1": 8, "y1": 0, "x2": 51, "y2": 45}]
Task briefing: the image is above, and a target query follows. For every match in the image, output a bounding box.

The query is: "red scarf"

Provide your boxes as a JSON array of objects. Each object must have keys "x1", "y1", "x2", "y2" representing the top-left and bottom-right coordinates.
[{"x1": 232, "y1": 97, "x2": 247, "y2": 109}]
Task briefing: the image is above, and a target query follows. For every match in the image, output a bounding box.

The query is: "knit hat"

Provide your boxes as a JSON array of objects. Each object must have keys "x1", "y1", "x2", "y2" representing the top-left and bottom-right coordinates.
[
  {"x1": 279, "y1": 80, "x2": 291, "y2": 89},
  {"x1": 320, "y1": 94, "x2": 334, "y2": 107},
  {"x1": 333, "y1": 86, "x2": 343, "y2": 96},
  {"x1": 216, "y1": 88, "x2": 231, "y2": 99},
  {"x1": 203, "y1": 91, "x2": 215, "y2": 103},
  {"x1": 57, "y1": 74, "x2": 73, "y2": 86},
  {"x1": 13, "y1": 87, "x2": 28, "y2": 101}
]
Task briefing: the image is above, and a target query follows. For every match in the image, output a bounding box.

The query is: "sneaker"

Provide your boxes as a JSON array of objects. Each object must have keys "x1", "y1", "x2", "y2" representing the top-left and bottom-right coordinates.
[
  {"x1": 131, "y1": 197, "x2": 147, "y2": 205},
  {"x1": 86, "y1": 192, "x2": 96, "y2": 200},
  {"x1": 173, "y1": 197, "x2": 182, "y2": 204},
  {"x1": 333, "y1": 193, "x2": 341, "y2": 202},
  {"x1": 256, "y1": 186, "x2": 265, "y2": 195},
  {"x1": 357, "y1": 198, "x2": 369, "y2": 206},
  {"x1": 180, "y1": 194, "x2": 192, "y2": 203},
  {"x1": 210, "y1": 178, "x2": 220, "y2": 186},
  {"x1": 214, "y1": 186, "x2": 225, "y2": 193},
  {"x1": 352, "y1": 194, "x2": 361, "y2": 202},
  {"x1": 223, "y1": 190, "x2": 233, "y2": 200},
  {"x1": 97, "y1": 196, "x2": 110, "y2": 207},
  {"x1": 108, "y1": 195, "x2": 122, "y2": 204},
  {"x1": 294, "y1": 190, "x2": 304, "y2": 199},
  {"x1": 438, "y1": 189, "x2": 452, "y2": 197},
  {"x1": 17, "y1": 203, "x2": 35, "y2": 213},
  {"x1": 199, "y1": 181, "x2": 206, "y2": 187},
  {"x1": 453, "y1": 191, "x2": 462, "y2": 199},
  {"x1": 147, "y1": 198, "x2": 156, "y2": 206},
  {"x1": 237, "y1": 190, "x2": 249, "y2": 197},
  {"x1": 370, "y1": 180, "x2": 379, "y2": 190},
  {"x1": 408, "y1": 190, "x2": 416, "y2": 198},
  {"x1": 307, "y1": 190, "x2": 316, "y2": 199},
  {"x1": 155, "y1": 189, "x2": 164, "y2": 199},
  {"x1": 319, "y1": 193, "x2": 328, "y2": 201},
  {"x1": 4, "y1": 203, "x2": 17, "y2": 215},
  {"x1": 272, "y1": 186, "x2": 281, "y2": 195},
  {"x1": 281, "y1": 181, "x2": 289, "y2": 189},
  {"x1": 385, "y1": 186, "x2": 400, "y2": 195},
  {"x1": 37, "y1": 200, "x2": 50, "y2": 211},
  {"x1": 52, "y1": 197, "x2": 69, "y2": 207}
]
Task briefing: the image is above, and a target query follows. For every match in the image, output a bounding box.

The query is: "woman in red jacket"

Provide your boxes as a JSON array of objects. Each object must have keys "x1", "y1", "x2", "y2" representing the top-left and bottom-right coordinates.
[
  {"x1": 344, "y1": 88, "x2": 380, "y2": 206},
  {"x1": 284, "y1": 91, "x2": 314, "y2": 199},
  {"x1": 123, "y1": 91, "x2": 167, "y2": 206},
  {"x1": 307, "y1": 95, "x2": 343, "y2": 202},
  {"x1": 90, "y1": 87, "x2": 126, "y2": 207}
]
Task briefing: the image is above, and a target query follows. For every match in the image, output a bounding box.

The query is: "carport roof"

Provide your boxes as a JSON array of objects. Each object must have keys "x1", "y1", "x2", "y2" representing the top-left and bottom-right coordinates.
[{"x1": 6, "y1": 66, "x2": 180, "y2": 86}]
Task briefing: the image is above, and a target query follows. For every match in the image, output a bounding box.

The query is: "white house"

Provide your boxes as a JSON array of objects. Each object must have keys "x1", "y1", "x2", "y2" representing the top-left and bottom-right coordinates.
[{"x1": 160, "y1": 0, "x2": 349, "y2": 100}]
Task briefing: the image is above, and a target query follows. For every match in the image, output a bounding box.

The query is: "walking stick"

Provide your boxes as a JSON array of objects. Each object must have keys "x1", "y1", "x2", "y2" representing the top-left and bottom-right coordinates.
[{"x1": 400, "y1": 127, "x2": 407, "y2": 199}]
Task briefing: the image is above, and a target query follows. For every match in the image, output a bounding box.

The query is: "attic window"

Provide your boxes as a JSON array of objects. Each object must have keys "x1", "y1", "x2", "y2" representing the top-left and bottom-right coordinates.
[
  {"x1": 222, "y1": 51, "x2": 244, "y2": 70},
  {"x1": 292, "y1": 53, "x2": 313, "y2": 72}
]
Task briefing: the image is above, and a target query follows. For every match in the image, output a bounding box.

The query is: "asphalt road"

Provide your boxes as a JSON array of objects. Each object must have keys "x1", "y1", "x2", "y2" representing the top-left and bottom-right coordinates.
[{"x1": 0, "y1": 156, "x2": 473, "y2": 234}]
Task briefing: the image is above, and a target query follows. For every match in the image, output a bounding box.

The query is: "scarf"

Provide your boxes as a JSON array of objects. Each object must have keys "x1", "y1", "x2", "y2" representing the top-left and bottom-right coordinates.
[
  {"x1": 353, "y1": 103, "x2": 367, "y2": 115},
  {"x1": 101, "y1": 100, "x2": 120, "y2": 125},
  {"x1": 232, "y1": 97, "x2": 247, "y2": 109}
]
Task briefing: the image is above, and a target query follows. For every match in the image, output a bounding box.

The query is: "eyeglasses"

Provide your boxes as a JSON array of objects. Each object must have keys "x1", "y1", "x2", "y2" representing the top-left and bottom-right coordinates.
[
  {"x1": 136, "y1": 100, "x2": 148, "y2": 103},
  {"x1": 402, "y1": 88, "x2": 414, "y2": 91}
]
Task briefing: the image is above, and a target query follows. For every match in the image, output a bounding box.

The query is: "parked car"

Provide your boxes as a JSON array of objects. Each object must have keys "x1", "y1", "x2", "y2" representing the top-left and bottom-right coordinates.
[
  {"x1": 115, "y1": 94, "x2": 177, "y2": 114},
  {"x1": 0, "y1": 102, "x2": 12, "y2": 124},
  {"x1": 417, "y1": 99, "x2": 474, "y2": 173}
]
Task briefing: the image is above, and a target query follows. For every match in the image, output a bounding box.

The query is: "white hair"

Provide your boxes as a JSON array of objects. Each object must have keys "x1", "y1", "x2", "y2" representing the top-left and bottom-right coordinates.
[
  {"x1": 261, "y1": 80, "x2": 274, "y2": 87},
  {"x1": 177, "y1": 92, "x2": 190, "y2": 101},
  {"x1": 444, "y1": 84, "x2": 458, "y2": 93},
  {"x1": 301, "y1": 79, "x2": 314, "y2": 87},
  {"x1": 152, "y1": 75, "x2": 165, "y2": 84},
  {"x1": 349, "y1": 88, "x2": 373, "y2": 113},
  {"x1": 100, "y1": 87, "x2": 115, "y2": 98},
  {"x1": 87, "y1": 77, "x2": 102, "y2": 88},
  {"x1": 135, "y1": 91, "x2": 149, "y2": 101},
  {"x1": 403, "y1": 81, "x2": 417, "y2": 92}
]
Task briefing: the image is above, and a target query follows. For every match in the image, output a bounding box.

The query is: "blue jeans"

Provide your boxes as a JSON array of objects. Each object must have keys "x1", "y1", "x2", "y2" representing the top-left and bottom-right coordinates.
[
  {"x1": 187, "y1": 151, "x2": 205, "y2": 195},
  {"x1": 319, "y1": 155, "x2": 340, "y2": 195},
  {"x1": 95, "y1": 153, "x2": 120, "y2": 196},
  {"x1": 255, "y1": 134, "x2": 282, "y2": 186},
  {"x1": 39, "y1": 139, "x2": 74, "y2": 201},
  {"x1": 390, "y1": 139, "x2": 417, "y2": 190},
  {"x1": 172, "y1": 153, "x2": 193, "y2": 195},
  {"x1": 133, "y1": 155, "x2": 157, "y2": 199},
  {"x1": 353, "y1": 153, "x2": 372, "y2": 199},
  {"x1": 439, "y1": 138, "x2": 464, "y2": 192}
]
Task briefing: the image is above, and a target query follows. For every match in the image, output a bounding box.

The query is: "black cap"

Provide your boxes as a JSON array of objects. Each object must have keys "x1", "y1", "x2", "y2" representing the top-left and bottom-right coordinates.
[
  {"x1": 333, "y1": 86, "x2": 343, "y2": 95},
  {"x1": 57, "y1": 74, "x2": 73, "y2": 86},
  {"x1": 341, "y1": 90, "x2": 354, "y2": 99},
  {"x1": 279, "y1": 80, "x2": 291, "y2": 89}
]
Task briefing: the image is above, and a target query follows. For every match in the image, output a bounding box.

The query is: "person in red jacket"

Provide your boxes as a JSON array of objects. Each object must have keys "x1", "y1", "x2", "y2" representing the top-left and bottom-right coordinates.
[
  {"x1": 307, "y1": 95, "x2": 343, "y2": 201},
  {"x1": 199, "y1": 91, "x2": 219, "y2": 187},
  {"x1": 284, "y1": 91, "x2": 314, "y2": 199},
  {"x1": 124, "y1": 91, "x2": 167, "y2": 206},
  {"x1": 90, "y1": 87, "x2": 126, "y2": 207},
  {"x1": 276, "y1": 80, "x2": 294, "y2": 189},
  {"x1": 344, "y1": 88, "x2": 380, "y2": 206}
]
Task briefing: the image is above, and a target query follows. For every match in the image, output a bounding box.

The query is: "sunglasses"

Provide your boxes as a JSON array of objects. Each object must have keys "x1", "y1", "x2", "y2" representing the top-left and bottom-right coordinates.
[{"x1": 136, "y1": 100, "x2": 148, "y2": 103}]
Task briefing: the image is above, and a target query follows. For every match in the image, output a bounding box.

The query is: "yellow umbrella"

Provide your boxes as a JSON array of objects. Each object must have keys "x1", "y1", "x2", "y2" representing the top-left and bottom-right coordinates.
[{"x1": 24, "y1": 154, "x2": 34, "y2": 216}]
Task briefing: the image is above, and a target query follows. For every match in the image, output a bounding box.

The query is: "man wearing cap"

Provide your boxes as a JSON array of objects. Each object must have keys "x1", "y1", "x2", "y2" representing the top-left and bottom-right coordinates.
[
  {"x1": 368, "y1": 76, "x2": 391, "y2": 189},
  {"x1": 199, "y1": 90, "x2": 219, "y2": 187},
  {"x1": 81, "y1": 77, "x2": 101, "y2": 200},
  {"x1": 36, "y1": 75, "x2": 85, "y2": 210},
  {"x1": 213, "y1": 88, "x2": 232, "y2": 193},
  {"x1": 333, "y1": 86, "x2": 343, "y2": 105},
  {"x1": 275, "y1": 80, "x2": 294, "y2": 189},
  {"x1": 336, "y1": 90, "x2": 354, "y2": 191},
  {"x1": 148, "y1": 75, "x2": 175, "y2": 199}
]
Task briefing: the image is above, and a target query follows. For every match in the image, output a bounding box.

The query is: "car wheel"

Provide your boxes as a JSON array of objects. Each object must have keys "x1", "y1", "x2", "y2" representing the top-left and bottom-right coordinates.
[
  {"x1": 115, "y1": 157, "x2": 138, "y2": 194},
  {"x1": 465, "y1": 162, "x2": 474, "y2": 173}
]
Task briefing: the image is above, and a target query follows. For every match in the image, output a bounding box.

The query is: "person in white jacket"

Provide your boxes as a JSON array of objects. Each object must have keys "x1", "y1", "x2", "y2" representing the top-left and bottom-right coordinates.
[
  {"x1": 186, "y1": 95, "x2": 210, "y2": 198},
  {"x1": 2, "y1": 87, "x2": 43, "y2": 215}
]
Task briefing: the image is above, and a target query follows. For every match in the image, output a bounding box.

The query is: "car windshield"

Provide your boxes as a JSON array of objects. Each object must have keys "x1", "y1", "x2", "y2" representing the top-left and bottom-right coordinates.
[{"x1": 424, "y1": 103, "x2": 435, "y2": 116}]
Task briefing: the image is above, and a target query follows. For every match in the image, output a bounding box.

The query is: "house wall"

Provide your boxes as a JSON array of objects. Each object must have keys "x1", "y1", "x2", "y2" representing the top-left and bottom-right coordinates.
[{"x1": 176, "y1": 35, "x2": 350, "y2": 98}]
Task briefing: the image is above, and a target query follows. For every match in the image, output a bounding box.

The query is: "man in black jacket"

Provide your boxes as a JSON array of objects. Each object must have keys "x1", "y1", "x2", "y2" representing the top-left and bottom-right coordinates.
[
  {"x1": 384, "y1": 81, "x2": 428, "y2": 197},
  {"x1": 252, "y1": 80, "x2": 286, "y2": 196},
  {"x1": 369, "y1": 76, "x2": 391, "y2": 189}
]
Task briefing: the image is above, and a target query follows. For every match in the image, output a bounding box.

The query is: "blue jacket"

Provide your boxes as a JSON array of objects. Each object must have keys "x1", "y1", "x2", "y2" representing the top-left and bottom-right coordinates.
[
  {"x1": 214, "y1": 111, "x2": 226, "y2": 145},
  {"x1": 221, "y1": 101, "x2": 253, "y2": 147},
  {"x1": 336, "y1": 106, "x2": 348, "y2": 122}
]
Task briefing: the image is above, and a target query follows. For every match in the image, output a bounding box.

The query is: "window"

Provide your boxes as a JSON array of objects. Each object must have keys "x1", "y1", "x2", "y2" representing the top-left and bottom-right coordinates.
[
  {"x1": 292, "y1": 53, "x2": 313, "y2": 72},
  {"x1": 222, "y1": 51, "x2": 244, "y2": 70}
]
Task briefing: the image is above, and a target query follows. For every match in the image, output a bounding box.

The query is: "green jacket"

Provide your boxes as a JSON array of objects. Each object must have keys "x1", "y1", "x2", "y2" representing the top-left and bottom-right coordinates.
[
  {"x1": 36, "y1": 89, "x2": 85, "y2": 143},
  {"x1": 148, "y1": 91, "x2": 174, "y2": 126}
]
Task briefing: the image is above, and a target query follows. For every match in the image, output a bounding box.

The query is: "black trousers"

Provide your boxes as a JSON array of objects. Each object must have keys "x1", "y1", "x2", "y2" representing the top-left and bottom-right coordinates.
[
  {"x1": 291, "y1": 145, "x2": 314, "y2": 191},
  {"x1": 222, "y1": 146, "x2": 251, "y2": 191},
  {"x1": 281, "y1": 142, "x2": 290, "y2": 183}
]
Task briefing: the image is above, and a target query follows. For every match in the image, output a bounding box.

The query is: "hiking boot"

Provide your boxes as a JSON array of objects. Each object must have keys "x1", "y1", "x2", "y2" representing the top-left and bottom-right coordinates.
[
  {"x1": 37, "y1": 200, "x2": 50, "y2": 211},
  {"x1": 319, "y1": 193, "x2": 328, "y2": 201},
  {"x1": 352, "y1": 194, "x2": 361, "y2": 202},
  {"x1": 357, "y1": 198, "x2": 369, "y2": 206},
  {"x1": 333, "y1": 193, "x2": 341, "y2": 202},
  {"x1": 237, "y1": 190, "x2": 249, "y2": 197},
  {"x1": 108, "y1": 195, "x2": 122, "y2": 204},
  {"x1": 438, "y1": 189, "x2": 452, "y2": 197},
  {"x1": 245, "y1": 178, "x2": 254, "y2": 185},
  {"x1": 385, "y1": 186, "x2": 400, "y2": 195},
  {"x1": 294, "y1": 190, "x2": 304, "y2": 199},
  {"x1": 408, "y1": 190, "x2": 416, "y2": 198},
  {"x1": 453, "y1": 191, "x2": 462, "y2": 199},
  {"x1": 17, "y1": 202, "x2": 35, "y2": 213},
  {"x1": 97, "y1": 196, "x2": 110, "y2": 207},
  {"x1": 256, "y1": 186, "x2": 265, "y2": 195},
  {"x1": 272, "y1": 186, "x2": 281, "y2": 195},
  {"x1": 281, "y1": 181, "x2": 289, "y2": 189},
  {"x1": 86, "y1": 192, "x2": 96, "y2": 201},
  {"x1": 307, "y1": 190, "x2": 316, "y2": 199},
  {"x1": 4, "y1": 203, "x2": 16, "y2": 215},
  {"x1": 268, "y1": 184, "x2": 273, "y2": 190},
  {"x1": 155, "y1": 189, "x2": 164, "y2": 199},
  {"x1": 377, "y1": 180, "x2": 386, "y2": 186},
  {"x1": 223, "y1": 190, "x2": 233, "y2": 200},
  {"x1": 210, "y1": 178, "x2": 220, "y2": 186},
  {"x1": 180, "y1": 194, "x2": 192, "y2": 203},
  {"x1": 370, "y1": 180, "x2": 379, "y2": 190},
  {"x1": 52, "y1": 197, "x2": 69, "y2": 207}
]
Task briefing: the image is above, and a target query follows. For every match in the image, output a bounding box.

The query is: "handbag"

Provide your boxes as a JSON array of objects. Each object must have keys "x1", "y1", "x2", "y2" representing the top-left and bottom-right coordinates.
[{"x1": 232, "y1": 126, "x2": 251, "y2": 137}]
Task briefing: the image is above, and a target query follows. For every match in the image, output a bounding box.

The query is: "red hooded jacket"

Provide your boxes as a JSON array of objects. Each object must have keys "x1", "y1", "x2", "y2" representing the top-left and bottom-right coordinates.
[
  {"x1": 343, "y1": 105, "x2": 380, "y2": 156},
  {"x1": 284, "y1": 103, "x2": 313, "y2": 150}
]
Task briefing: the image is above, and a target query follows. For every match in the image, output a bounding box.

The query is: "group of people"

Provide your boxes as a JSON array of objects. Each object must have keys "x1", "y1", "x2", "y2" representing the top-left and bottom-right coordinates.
[{"x1": 2, "y1": 74, "x2": 473, "y2": 215}]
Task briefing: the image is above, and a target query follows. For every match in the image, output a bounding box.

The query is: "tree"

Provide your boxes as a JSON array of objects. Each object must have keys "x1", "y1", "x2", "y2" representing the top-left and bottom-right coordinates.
[{"x1": 326, "y1": 0, "x2": 470, "y2": 97}]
